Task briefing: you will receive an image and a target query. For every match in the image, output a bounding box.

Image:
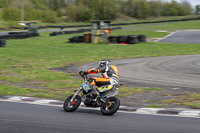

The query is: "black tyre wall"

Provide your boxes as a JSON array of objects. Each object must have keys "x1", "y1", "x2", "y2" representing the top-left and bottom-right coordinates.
[
  {"x1": 108, "y1": 36, "x2": 118, "y2": 44},
  {"x1": 127, "y1": 35, "x2": 139, "y2": 44},
  {"x1": 117, "y1": 35, "x2": 128, "y2": 43},
  {"x1": 0, "y1": 39, "x2": 6, "y2": 47}
]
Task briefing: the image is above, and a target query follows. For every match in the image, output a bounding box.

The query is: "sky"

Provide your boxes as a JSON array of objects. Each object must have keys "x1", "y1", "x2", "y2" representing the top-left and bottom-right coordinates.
[{"x1": 161, "y1": 0, "x2": 199, "y2": 7}]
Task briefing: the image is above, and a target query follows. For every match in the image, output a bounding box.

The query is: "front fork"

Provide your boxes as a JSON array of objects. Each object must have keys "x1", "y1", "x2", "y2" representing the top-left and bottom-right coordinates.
[{"x1": 70, "y1": 88, "x2": 81, "y2": 102}]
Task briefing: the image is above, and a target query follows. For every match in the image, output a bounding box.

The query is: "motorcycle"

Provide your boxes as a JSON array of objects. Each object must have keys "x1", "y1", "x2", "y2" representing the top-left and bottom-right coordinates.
[{"x1": 63, "y1": 73, "x2": 122, "y2": 115}]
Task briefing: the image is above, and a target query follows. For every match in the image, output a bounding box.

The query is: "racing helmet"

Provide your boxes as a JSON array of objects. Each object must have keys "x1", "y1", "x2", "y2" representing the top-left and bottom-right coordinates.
[{"x1": 98, "y1": 59, "x2": 111, "y2": 73}]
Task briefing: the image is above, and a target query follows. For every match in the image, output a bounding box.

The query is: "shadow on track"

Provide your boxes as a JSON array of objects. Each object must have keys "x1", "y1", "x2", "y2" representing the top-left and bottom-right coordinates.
[{"x1": 60, "y1": 108, "x2": 103, "y2": 116}]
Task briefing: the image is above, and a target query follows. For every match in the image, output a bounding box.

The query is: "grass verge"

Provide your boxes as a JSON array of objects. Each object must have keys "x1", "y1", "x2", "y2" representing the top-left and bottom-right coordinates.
[{"x1": 0, "y1": 25, "x2": 200, "y2": 108}]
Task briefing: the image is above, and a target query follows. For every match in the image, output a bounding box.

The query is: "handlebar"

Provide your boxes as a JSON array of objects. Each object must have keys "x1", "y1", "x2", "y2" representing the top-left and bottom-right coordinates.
[{"x1": 79, "y1": 73, "x2": 89, "y2": 81}]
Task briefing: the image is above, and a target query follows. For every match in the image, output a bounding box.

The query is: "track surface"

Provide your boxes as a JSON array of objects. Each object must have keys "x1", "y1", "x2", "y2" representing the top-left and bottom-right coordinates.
[
  {"x1": 68, "y1": 55, "x2": 200, "y2": 90},
  {"x1": 0, "y1": 101, "x2": 200, "y2": 133},
  {"x1": 157, "y1": 30, "x2": 200, "y2": 44}
]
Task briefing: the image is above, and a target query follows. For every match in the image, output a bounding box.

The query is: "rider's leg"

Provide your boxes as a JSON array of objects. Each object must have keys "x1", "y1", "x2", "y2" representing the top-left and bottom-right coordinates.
[{"x1": 95, "y1": 78, "x2": 111, "y2": 87}]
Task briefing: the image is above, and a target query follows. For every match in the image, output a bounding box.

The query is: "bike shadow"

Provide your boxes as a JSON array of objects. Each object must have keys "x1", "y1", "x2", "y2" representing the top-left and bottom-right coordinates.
[{"x1": 61, "y1": 108, "x2": 103, "y2": 116}]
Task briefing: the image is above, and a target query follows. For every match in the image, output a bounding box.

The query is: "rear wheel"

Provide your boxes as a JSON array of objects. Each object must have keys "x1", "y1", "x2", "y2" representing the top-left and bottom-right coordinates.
[
  {"x1": 101, "y1": 97, "x2": 120, "y2": 115},
  {"x1": 63, "y1": 95, "x2": 81, "y2": 112}
]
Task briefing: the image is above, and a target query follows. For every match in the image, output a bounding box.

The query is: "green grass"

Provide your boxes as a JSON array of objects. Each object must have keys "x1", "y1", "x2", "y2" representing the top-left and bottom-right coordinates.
[
  {"x1": 159, "y1": 93, "x2": 200, "y2": 109},
  {"x1": 113, "y1": 15, "x2": 200, "y2": 24},
  {"x1": 0, "y1": 32, "x2": 200, "y2": 96},
  {"x1": 130, "y1": 20, "x2": 200, "y2": 31},
  {"x1": 117, "y1": 87, "x2": 162, "y2": 97},
  {"x1": 0, "y1": 15, "x2": 199, "y2": 30},
  {"x1": 0, "y1": 22, "x2": 200, "y2": 104}
]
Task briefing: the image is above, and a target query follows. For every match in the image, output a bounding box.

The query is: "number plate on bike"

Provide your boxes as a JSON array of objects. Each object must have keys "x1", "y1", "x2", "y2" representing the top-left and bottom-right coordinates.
[{"x1": 82, "y1": 83, "x2": 90, "y2": 92}]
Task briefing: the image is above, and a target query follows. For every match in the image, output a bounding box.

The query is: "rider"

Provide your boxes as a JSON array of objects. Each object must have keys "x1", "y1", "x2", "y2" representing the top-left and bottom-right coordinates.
[{"x1": 79, "y1": 59, "x2": 119, "y2": 92}]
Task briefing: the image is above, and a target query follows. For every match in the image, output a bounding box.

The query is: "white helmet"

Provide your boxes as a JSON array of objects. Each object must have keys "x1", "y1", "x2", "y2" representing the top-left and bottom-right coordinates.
[{"x1": 98, "y1": 59, "x2": 111, "y2": 73}]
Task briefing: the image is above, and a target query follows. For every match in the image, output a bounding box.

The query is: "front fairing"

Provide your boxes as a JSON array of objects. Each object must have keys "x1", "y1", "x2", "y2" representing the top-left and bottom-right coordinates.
[{"x1": 81, "y1": 83, "x2": 91, "y2": 93}]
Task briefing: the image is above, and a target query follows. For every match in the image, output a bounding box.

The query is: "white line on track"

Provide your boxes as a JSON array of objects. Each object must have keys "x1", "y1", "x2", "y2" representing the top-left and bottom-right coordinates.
[{"x1": 154, "y1": 31, "x2": 179, "y2": 42}]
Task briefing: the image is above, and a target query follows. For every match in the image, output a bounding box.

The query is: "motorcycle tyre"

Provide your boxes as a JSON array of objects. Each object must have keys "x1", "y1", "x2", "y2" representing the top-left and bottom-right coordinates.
[
  {"x1": 63, "y1": 95, "x2": 81, "y2": 112},
  {"x1": 101, "y1": 97, "x2": 120, "y2": 115}
]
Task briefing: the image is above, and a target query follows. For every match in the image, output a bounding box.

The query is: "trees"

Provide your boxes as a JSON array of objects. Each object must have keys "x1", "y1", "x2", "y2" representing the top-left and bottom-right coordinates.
[
  {"x1": 42, "y1": 9, "x2": 57, "y2": 22},
  {"x1": 195, "y1": 5, "x2": 200, "y2": 15},
  {"x1": 66, "y1": 0, "x2": 120, "y2": 21},
  {"x1": 66, "y1": 3, "x2": 93, "y2": 22},
  {"x1": 177, "y1": 0, "x2": 192, "y2": 16},
  {"x1": 91, "y1": 0, "x2": 120, "y2": 20},
  {"x1": 121, "y1": 0, "x2": 149, "y2": 19},
  {"x1": 148, "y1": 1, "x2": 162, "y2": 17},
  {"x1": 2, "y1": 7, "x2": 20, "y2": 21},
  {"x1": 0, "y1": 0, "x2": 196, "y2": 22},
  {"x1": 151, "y1": 0, "x2": 192, "y2": 17}
]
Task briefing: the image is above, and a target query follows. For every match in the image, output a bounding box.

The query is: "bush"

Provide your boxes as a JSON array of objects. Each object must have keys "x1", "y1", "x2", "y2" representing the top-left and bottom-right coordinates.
[
  {"x1": 2, "y1": 7, "x2": 20, "y2": 21},
  {"x1": 73, "y1": 0, "x2": 120, "y2": 20},
  {"x1": 42, "y1": 10, "x2": 57, "y2": 23},
  {"x1": 121, "y1": 0, "x2": 149, "y2": 19},
  {"x1": 195, "y1": 5, "x2": 200, "y2": 15},
  {"x1": 66, "y1": 3, "x2": 93, "y2": 22},
  {"x1": 0, "y1": 9, "x2": 3, "y2": 21},
  {"x1": 25, "y1": 8, "x2": 43, "y2": 21},
  {"x1": 121, "y1": 0, "x2": 192, "y2": 19}
]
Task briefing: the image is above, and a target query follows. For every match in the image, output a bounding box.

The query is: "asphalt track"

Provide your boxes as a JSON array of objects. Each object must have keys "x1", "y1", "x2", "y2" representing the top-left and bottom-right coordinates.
[
  {"x1": 0, "y1": 101, "x2": 200, "y2": 133},
  {"x1": 157, "y1": 30, "x2": 200, "y2": 44},
  {"x1": 68, "y1": 55, "x2": 200, "y2": 90}
]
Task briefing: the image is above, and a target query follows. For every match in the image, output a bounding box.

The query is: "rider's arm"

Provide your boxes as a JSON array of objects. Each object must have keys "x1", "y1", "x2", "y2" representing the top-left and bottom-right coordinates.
[{"x1": 85, "y1": 68, "x2": 100, "y2": 74}]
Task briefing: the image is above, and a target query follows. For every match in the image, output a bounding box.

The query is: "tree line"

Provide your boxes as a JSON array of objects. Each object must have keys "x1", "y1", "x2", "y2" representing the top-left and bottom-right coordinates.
[{"x1": 0, "y1": 0, "x2": 199, "y2": 22}]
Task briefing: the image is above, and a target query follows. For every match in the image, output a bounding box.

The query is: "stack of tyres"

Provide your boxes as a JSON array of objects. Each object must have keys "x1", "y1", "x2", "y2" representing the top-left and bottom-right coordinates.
[
  {"x1": 78, "y1": 36, "x2": 84, "y2": 42},
  {"x1": 28, "y1": 33, "x2": 39, "y2": 37},
  {"x1": 9, "y1": 32, "x2": 27, "y2": 35},
  {"x1": 49, "y1": 32, "x2": 58, "y2": 36},
  {"x1": 27, "y1": 32, "x2": 39, "y2": 38},
  {"x1": 11, "y1": 33, "x2": 28, "y2": 39},
  {"x1": 0, "y1": 39, "x2": 6, "y2": 47},
  {"x1": 0, "y1": 35, "x2": 9, "y2": 39},
  {"x1": 127, "y1": 35, "x2": 139, "y2": 44},
  {"x1": 108, "y1": 36, "x2": 118, "y2": 44},
  {"x1": 138, "y1": 35, "x2": 146, "y2": 42},
  {"x1": 0, "y1": 32, "x2": 39, "y2": 39},
  {"x1": 69, "y1": 36, "x2": 84, "y2": 43},
  {"x1": 117, "y1": 35, "x2": 128, "y2": 43}
]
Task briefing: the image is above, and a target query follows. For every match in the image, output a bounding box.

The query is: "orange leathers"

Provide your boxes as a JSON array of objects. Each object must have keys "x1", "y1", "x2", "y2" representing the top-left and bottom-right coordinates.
[{"x1": 85, "y1": 65, "x2": 119, "y2": 87}]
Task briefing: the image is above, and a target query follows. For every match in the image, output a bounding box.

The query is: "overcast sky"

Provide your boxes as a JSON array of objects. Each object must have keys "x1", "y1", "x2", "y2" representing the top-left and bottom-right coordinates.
[{"x1": 161, "y1": 0, "x2": 199, "y2": 7}]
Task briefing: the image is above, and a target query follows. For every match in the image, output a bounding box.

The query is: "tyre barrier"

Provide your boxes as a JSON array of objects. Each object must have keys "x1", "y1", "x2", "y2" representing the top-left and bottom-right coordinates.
[
  {"x1": 108, "y1": 35, "x2": 143, "y2": 44},
  {"x1": 49, "y1": 27, "x2": 121, "y2": 36},
  {"x1": 0, "y1": 32, "x2": 39, "y2": 40},
  {"x1": 108, "y1": 36, "x2": 118, "y2": 44},
  {"x1": 127, "y1": 35, "x2": 139, "y2": 44},
  {"x1": 69, "y1": 36, "x2": 84, "y2": 43},
  {"x1": 138, "y1": 35, "x2": 146, "y2": 42},
  {"x1": 117, "y1": 35, "x2": 128, "y2": 43},
  {"x1": 68, "y1": 35, "x2": 146, "y2": 44},
  {"x1": 8, "y1": 32, "x2": 28, "y2": 35},
  {"x1": 0, "y1": 39, "x2": 6, "y2": 47}
]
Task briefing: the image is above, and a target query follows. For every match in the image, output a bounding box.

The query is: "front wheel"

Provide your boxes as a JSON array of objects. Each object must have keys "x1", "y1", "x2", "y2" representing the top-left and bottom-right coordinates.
[
  {"x1": 101, "y1": 97, "x2": 120, "y2": 115},
  {"x1": 63, "y1": 95, "x2": 81, "y2": 112}
]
